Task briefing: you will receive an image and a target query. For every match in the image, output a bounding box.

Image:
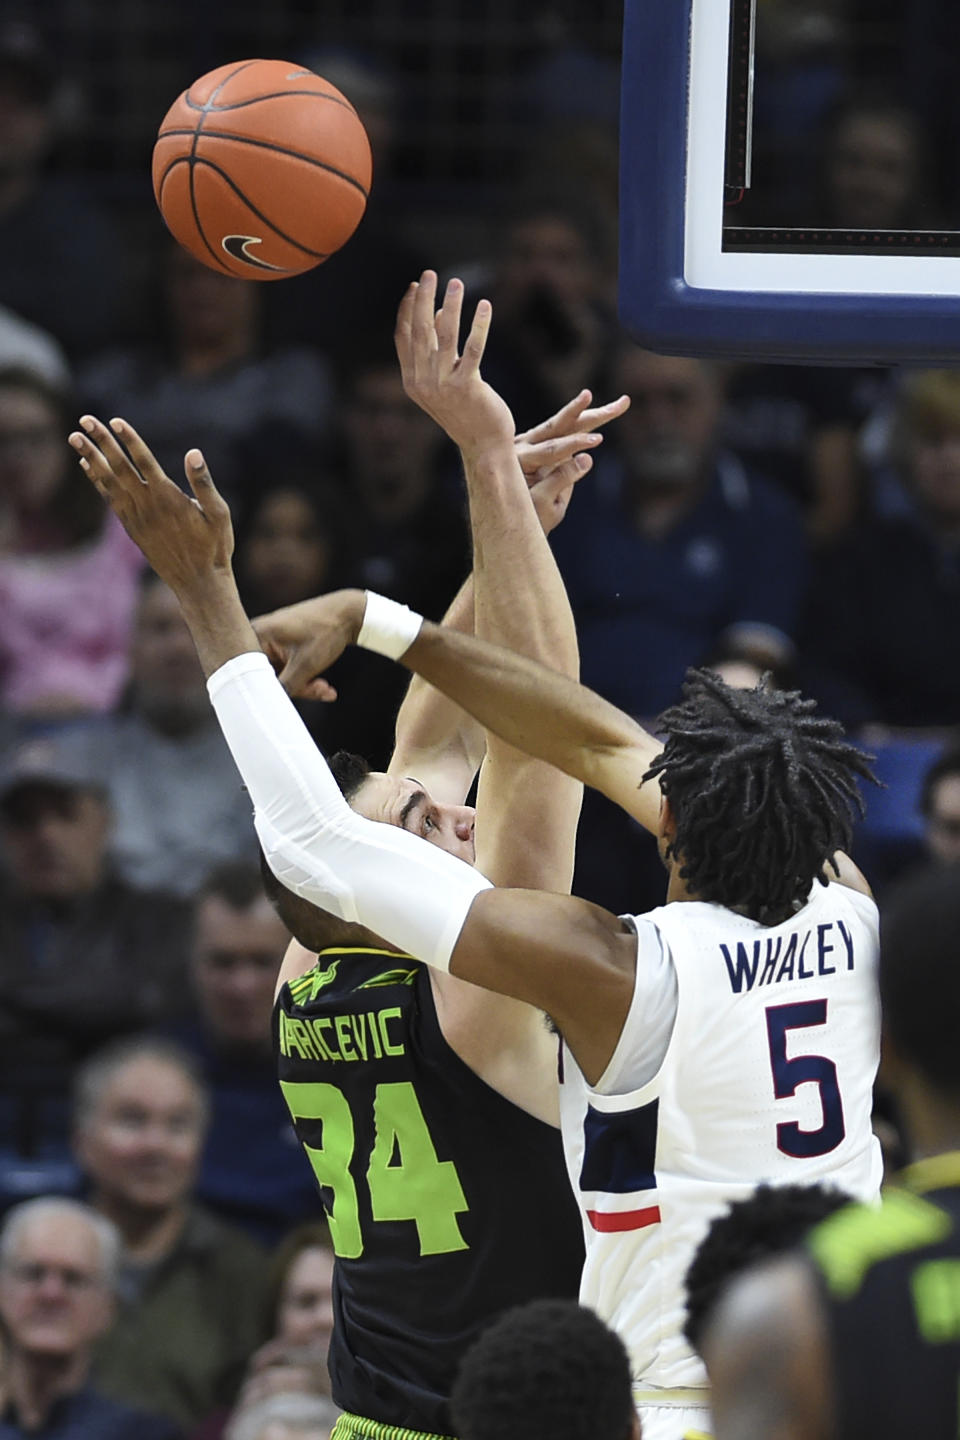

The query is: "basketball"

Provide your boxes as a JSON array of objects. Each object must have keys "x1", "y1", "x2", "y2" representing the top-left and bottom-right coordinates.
[{"x1": 151, "y1": 59, "x2": 372, "y2": 281}]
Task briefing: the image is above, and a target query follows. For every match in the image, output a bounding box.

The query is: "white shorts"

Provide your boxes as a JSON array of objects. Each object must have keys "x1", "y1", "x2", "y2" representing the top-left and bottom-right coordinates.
[{"x1": 636, "y1": 1394, "x2": 712, "y2": 1440}]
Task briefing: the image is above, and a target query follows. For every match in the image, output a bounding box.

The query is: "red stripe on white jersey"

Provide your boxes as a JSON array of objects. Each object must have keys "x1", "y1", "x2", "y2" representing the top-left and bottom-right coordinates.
[{"x1": 587, "y1": 1205, "x2": 661, "y2": 1232}]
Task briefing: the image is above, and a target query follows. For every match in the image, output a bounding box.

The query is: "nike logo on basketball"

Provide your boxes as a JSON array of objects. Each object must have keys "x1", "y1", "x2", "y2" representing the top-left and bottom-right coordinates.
[{"x1": 221, "y1": 234, "x2": 284, "y2": 270}]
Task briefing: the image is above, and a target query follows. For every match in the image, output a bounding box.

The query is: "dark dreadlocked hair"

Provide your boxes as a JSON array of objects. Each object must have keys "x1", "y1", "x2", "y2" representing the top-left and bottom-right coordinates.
[{"x1": 644, "y1": 669, "x2": 878, "y2": 925}]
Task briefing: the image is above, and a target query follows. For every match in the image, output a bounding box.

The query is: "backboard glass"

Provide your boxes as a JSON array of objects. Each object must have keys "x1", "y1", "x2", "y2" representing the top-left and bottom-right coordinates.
[{"x1": 620, "y1": 0, "x2": 960, "y2": 362}]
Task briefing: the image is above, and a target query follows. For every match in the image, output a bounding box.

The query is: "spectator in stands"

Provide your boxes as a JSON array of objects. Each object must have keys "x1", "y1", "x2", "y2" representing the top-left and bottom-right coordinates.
[
  {"x1": 451, "y1": 1300, "x2": 638, "y2": 1440},
  {"x1": 0, "y1": 367, "x2": 144, "y2": 717},
  {"x1": 550, "y1": 342, "x2": 806, "y2": 918},
  {"x1": 79, "y1": 243, "x2": 331, "y2": 493},
  {"x1": 0, "y1": 306, "x2": 68, "y2": 386},
  {"x1": 225, "y1": 1393, "x2": 340, "y2": 1440},
  {"x1": 480, "y1": 195, "x2": 617, "y2": 431},
  {"x1": 80, "y1": 573, "x2": 258, "y2": 897},
  {"x1": 73, "y1": 1037, "x2": 269, "y2": 1432},
  {"x1": 0, "y1": 733, "x2": 191, "y2": 1163},
  {"x1": 197, "y1": 1225, "x2": 336, "y2": 1440},
  {"x1": 235, "y1": 477, "x2": 348, "y2": 620},
  {"x1": 802, "y1": 369, "x2": 960, "y2": 730},
  {"x1": 815, "y1": 93, "x2": 936, "y2": 231},
  {"x1": 920, "y1": 748, "x2": 960, "y2": 865},
  {"x1": 0, "y1": 22, "x2": 126, "y2": 359},
  {"x1": 551, "y1": 342, "x2": 807, "y2": 722},
  {"x1": 0, "y1": 1197, "x2": 181, "y2": 1439},
  {"x1": 313, "y1": 343, "x2": 469, "y2": 766},
  {"x1": 163, "y1": 864, "x2": 317, "y2": 1244}
]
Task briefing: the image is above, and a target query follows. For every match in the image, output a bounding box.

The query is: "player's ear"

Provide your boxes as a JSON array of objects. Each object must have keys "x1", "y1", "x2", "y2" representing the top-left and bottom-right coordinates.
[{"x1": 658, "y1": 792, "x2": 677, "y2": 842}]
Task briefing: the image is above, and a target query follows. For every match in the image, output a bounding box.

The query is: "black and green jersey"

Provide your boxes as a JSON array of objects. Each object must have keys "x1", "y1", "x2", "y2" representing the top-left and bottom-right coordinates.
[
  {"x1": 275, "y1": 947, "x2": 584, "y2": 1436},
  {"x1": 807, "y1": 1151, "x2": 960, "y2": 1440}
]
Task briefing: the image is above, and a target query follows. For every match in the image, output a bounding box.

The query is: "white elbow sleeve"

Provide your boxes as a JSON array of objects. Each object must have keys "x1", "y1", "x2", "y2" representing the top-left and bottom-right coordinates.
[{"x1": 207, "y1": 652, "x2": 491, "y2": 971}]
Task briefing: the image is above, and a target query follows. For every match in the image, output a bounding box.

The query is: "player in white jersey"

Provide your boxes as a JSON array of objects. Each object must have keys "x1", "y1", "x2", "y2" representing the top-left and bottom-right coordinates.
[{"x1": 70, "y1": 274, "x2": 882, "y2": 1440}]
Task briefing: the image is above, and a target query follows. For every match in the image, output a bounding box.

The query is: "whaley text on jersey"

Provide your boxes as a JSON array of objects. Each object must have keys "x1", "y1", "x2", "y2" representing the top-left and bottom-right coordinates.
[{"x1": 721, "y1": 920, "x2": 856, "y2": 994}]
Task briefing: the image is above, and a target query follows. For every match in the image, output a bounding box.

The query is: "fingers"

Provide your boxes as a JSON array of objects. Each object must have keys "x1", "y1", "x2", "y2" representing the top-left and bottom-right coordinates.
[
  {"x1": 393, "y1": 279, "x2": 417, "y2": 370},
  {"x1": 68, "y1": 415, "x2": 145, "y2": 499},
  {"x1": 517, "y1": 390, "x2": 593, "y2": 445},
  {"x1": 435, "y1": 277, "x2": 463, "y2": 367},
  {"x1": 578, "y1": 394, "x2": 631, "y2": 431},
  {"x1": 411, "y1": 269, "x2": 439, "y2": 358},
  {"x1": 516, "y1": 430, "x2": 603, "y2": 478},
  {"x1": 460, "y1": 296, "x2": 492, "y2": 375},
  {"x1": 183, "y1": 448, "x2": 230, "y2": 521},
  {"x1": 278, "y1": 649, "x2": 324, "y2": 698},
  {"x1": 104, "y1": 417, "x2": 170, "y2": 484}
]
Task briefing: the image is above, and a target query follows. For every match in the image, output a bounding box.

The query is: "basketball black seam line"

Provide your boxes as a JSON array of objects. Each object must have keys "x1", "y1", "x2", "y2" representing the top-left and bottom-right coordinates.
[
  {"x1": 157, "y1": 128, "x2": 369, "y2": 199},
  {"x1": 157, "y1": 154, "x2": 330, "y2": 261},
  {"x1": 186, "y1": 85, "x2": 235, "y2": 274},
  {"x1": 190, "y1": 58, "x2": 261, "y2": 110},
  {"x1": 182, "y1": 89, "x2": 357, "y2": 117}
]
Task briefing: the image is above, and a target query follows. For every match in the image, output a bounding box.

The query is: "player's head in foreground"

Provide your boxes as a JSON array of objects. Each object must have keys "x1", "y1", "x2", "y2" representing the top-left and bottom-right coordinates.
[
  {"x1": 328, "y1": 749, "x2": 476, "y2": 863},
  {"x1": 450, "y1": 1299, "x2": 638, "y2": 1440},
  {"x1": 259, "y1": 747, "x2": 477, "y2": 954},
  {"x1": 646, "y1": 669, "x2": 876, "y2": 925},
  {"x1": 880, "y1": 864, "x2": 960, "y2": 1110},
  {"x1": 684, "y1": 1182, "x2": 853, "y2": 1355}
]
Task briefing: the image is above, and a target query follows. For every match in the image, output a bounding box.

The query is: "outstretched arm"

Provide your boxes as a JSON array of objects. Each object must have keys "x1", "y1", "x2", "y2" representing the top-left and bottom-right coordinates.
[
  {"x1": 68, "y1": 417, "x2": 636, "y2": 1083},
  {"x1": 267, "y1": 587, "x2": 663, "y2": 835}
]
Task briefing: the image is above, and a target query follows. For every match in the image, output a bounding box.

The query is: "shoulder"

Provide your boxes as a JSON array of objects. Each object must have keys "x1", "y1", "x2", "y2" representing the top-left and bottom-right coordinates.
[{"x1": 807, "y1": 1187, "x2": 952, "y2": 1302}]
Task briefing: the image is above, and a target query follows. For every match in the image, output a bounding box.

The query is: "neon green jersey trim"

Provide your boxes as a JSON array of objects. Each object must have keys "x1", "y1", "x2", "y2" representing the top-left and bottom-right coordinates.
[{"x1": 330, "y1": 1409, "x2": 456, "y2": 1440}]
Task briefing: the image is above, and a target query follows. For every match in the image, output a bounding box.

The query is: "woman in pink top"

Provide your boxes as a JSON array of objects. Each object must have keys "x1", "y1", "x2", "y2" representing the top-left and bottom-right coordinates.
[{"x1": 0, "y1": 365, "x2": 144, "y2": 717}]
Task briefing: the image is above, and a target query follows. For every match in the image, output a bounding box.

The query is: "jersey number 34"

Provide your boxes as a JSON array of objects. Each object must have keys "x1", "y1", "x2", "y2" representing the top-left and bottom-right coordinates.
[{"x1": 281, "y1": 1079, "x2": 470, "y2": 1258}]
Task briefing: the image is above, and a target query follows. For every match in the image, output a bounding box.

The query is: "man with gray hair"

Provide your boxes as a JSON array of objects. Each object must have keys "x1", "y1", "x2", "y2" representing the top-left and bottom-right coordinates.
[
  {"x1": 0, "y1": 1196, "x2": 181, "y2": 1438},
  {"x1": 226, "y1": 1393, "x2": 340, "y2": 1440},
  {"x1": 72, "y1": 1035, "x2": 269, "y2": 1432}
]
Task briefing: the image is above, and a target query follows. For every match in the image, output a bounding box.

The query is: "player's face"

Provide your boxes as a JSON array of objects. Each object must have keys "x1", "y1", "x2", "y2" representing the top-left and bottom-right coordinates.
[
  {"x1": 276, "y1": 1244, "x2": 335, "y2": 1348},
  {"x1": 0, "y1": 1213, "x2": 113, "y2": 1358},
  {"x1": 351, "y1": 773, "x2": 476, "y2": 865},
  {"x1": 76, "y1": 1058, "x2": 205, "y2": 1213},
  {"x1": 193, "y1": 895, "x2": 288, "y2": 1047},
  {"x1": 926, "y1": 774, "x2": 960, "y2": 865}
]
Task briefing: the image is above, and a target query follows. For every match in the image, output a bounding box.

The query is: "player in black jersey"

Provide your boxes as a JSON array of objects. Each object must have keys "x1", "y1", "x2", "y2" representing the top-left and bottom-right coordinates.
[
  {"x1": 700, "y1": 865, "x2": 960, "y2": 1440},
  {"x1": 69, "y1": 286, "x2": 628, "y2": 1440}
]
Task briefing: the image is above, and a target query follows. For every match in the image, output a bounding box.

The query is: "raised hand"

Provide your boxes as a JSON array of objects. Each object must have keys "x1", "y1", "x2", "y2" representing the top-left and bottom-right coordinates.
[
  {"x1": 68, "y1": 416, "x2": 234, "y2": 597},
  {"x1": 252, "y1": 589, "x2": 367, "y2": 699},
  {"x1": 394, "y1": 270, "x2": 516, "y2": 458}
]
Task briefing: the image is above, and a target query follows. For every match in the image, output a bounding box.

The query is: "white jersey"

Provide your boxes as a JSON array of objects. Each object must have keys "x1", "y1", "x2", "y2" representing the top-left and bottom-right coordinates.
[{"x1": 559, "y1": 882, "x2": 883, "y2": 1393}]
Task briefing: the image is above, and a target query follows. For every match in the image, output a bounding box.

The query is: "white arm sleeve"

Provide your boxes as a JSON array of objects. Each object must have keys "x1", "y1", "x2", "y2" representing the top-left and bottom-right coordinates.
[{"x1": 207, "y1": 652, "x2": 492, "y2": 971}]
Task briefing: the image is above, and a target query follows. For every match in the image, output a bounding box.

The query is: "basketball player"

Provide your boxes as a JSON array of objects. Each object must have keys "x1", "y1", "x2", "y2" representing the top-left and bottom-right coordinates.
[
  {"x1": 701, "y1": 865, "x2": 960, "y2": 1440},
  {"x1": 70, "y1": 273, "x2": 882, "y2": 1440},
  {"x1": 71, "y1": 276, "x2": 628, "y2": 1440}
]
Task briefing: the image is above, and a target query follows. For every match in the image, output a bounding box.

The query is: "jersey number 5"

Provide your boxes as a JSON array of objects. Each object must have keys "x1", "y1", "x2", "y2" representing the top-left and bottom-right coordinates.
[
  {"x1": 281, "y1": 1079, "x2": 470, "y2": 1259},
  {"x1": 765, "y1": 1000, "x2": 846, "y2": 1158}
]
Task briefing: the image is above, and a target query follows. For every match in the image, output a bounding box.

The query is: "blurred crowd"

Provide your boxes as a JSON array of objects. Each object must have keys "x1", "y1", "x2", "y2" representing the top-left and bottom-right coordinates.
[{"x1": 0, "y1": 1, "x2": 958, "y2": 1436}]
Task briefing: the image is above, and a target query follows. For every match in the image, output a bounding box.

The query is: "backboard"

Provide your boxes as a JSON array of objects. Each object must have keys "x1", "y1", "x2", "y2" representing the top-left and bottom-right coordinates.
[{"x1": 619, "y1": 0, "x2": 960, "y2": 362}]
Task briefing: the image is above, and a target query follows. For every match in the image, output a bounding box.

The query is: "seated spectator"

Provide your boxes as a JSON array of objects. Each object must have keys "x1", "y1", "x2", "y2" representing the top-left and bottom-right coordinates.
[
  {"x1": 0, "y1": 367, "x2": 144, "y2": 717},
  {"x1": 802, "y1": 369, "x2": 960, "y2": 730},
  {"x1": 73, "y1": 1038, "x2": 269, "y2": 1431},
  {"x1": 550, "y1": 341, "x2": 807, "y2": 722},
  {"x1": 162, "y1": 864, "x2": 317, "y2": 1244},
  {"x1": 196, "y1": 1225, "x2": 335, "y2": 1440},
  {"x1": 0, "y1": 1197, "x2": 180, "y2": 1439},
  {"x1": 478, "y1": 194, "x2": 618, "y2": 430},
  {"x1": 235, "y1": 475, "x2": 349, "y2": 620},
  {"x1": 920, "y1": 748, "x2": 960, "y2": 866},
  {"x1": 79, "y1": 573, "x2": 258, "y2": 896},
  {"x1": 450, "y1": 1300, "x2": 638, "y2": 1440},
  {"x1": 0, "y1": 733, "x2": 192, "y2": 1163},
  {"x1": 312, "y1": 344, "x2": 470, "y2": 766},
  {"x1": 225, "y1": 1393, "x2": 340, "y2": 1440},
  {"x1": 79, "y1": 243, "x2": 332, "y2": 494},
  {"x1": 0, "y1": 22, "x2": 127, "y2": 358}
]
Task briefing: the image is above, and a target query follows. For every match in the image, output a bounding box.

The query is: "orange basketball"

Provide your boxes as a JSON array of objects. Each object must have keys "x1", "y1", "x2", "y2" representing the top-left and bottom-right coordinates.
[{"x1": 152, "y1": 58, "x2": 372, "y2": 280}]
